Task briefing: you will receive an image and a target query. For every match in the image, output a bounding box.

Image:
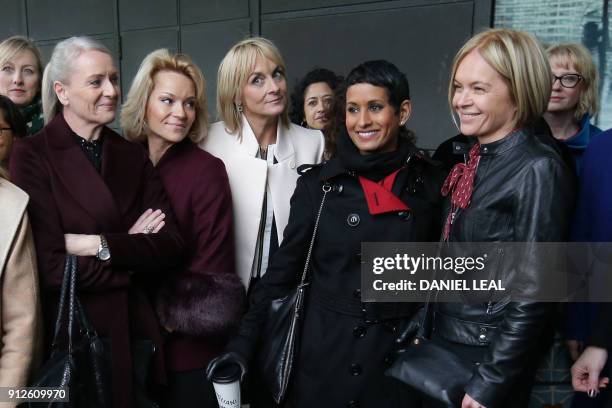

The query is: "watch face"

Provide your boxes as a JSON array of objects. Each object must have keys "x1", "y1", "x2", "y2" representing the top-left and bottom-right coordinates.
[{"x1": 99, "y1": 248, "x2": 110, "y2": 261}]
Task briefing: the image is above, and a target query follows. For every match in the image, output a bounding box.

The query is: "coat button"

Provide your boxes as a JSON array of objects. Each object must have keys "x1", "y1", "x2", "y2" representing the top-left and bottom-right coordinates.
[
  {"x1": 347, "y1": 213, "x2": 360, "y2": 227},
  {"x1": 383, "y1": 354, "x2": 394, "y2": 367},
  {"x1": 349, "y1": 363, "x2": 362, "y2": 376},
  {"x1": 353, "y1": 326, "x2": 367, "y2": 339},
  {"x1": 347, "y1": 401, "x2": 359, "y2": 408},
  {"x1": 353, "y1": 289, "x2": 361, "y2": 299}
]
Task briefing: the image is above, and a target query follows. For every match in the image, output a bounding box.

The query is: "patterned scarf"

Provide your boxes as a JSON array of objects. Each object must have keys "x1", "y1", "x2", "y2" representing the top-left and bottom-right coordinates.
[{"x1": 441, "y1": 143, "x2": 481, "y2": 240}]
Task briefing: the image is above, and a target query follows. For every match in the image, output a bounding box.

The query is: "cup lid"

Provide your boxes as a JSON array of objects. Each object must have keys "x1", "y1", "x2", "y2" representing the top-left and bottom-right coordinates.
[{"x1": 211, "y1": 361, "x2": 241, "y2": 384}]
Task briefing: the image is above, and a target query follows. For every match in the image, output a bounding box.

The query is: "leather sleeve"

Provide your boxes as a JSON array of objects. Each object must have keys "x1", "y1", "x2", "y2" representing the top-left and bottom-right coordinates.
[
  {"x1": 466, "y1": 157, "x2": 574, "y2": 406},
  {"x1": 0, "y1": 212, "x2": 42, "y2": 389},
  {"x1": 226, "y1": 173, "x2": 317, "y2": 360}
]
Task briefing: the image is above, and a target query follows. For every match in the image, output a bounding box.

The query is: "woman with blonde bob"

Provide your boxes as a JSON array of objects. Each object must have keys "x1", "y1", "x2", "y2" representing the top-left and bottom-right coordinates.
[
  {"x1": 544, "y1": 43, "x2": 601, "y2": 172},
  {"x1": 201, "y1": 37, "x2": 324, "y2": 290},
  {"x1": 122, "y1": 48, "x2": 243, "y2": 408},
  {"x1": 0, "y1": 36, "x2": 45, "y2": 135},
  {"x1": 401, "y1": 28, "x2": 575, "y2": 408}
]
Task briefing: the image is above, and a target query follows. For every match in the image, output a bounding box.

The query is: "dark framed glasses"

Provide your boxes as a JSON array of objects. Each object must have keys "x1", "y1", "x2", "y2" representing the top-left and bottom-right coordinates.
[{"x1": 552, "y1": 74, "x2": 583, "y2": 88}]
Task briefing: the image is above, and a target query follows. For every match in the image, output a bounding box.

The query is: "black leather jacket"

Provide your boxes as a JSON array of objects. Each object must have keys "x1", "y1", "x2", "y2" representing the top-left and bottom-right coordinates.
[{"x1": 433, "y1": 128, "x2": 575, "y2": 407}]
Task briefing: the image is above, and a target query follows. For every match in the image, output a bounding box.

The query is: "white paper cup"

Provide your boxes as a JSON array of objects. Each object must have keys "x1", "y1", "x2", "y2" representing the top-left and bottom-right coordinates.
[{"x1": 211, "y1": 362, "x2": 241, "y2": 408}]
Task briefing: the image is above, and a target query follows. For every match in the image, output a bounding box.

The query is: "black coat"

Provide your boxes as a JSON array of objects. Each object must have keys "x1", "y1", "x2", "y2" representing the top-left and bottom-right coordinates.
[
  {"x1": 432, "y1": 128, "x2": 576, "y2": 407},
  {"x1": 228, "y1": 147, "x2": 445, "y2": 407}
]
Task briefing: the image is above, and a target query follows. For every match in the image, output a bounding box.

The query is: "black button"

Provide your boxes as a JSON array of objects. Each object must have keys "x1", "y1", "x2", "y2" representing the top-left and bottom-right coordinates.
[
  {"x1": 383, "y1": 355, "x2": 394, "y2": 367},
  {"x1": 349, "y1": 363, "x2": 362, "y2": 376},
  {"x1": 353, "y1": 289, "x2": 361, "y2": 299},
  {"x1": 332, "y1": 184, "x2": 343, "y2": 194},
  {"x1": 353, "y1": 326, "x2": 367, "y2": 339},
  {"x1": 347, "y1": 213, "x2": 360, "y2": 227},
  {"x1": 347, "y1": 400, "x2": 359, "y2": 408}
]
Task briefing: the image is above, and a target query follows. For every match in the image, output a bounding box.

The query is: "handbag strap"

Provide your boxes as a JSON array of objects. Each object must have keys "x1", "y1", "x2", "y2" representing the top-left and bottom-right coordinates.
[
  {"x1": 51, "y1": 255, "x2": 76, "y2": 349},
  {"x1": 416, "y1": 238, "x2": 446, "y2": 338},
  {"x1": 298, "y1": 183, "x2": 331, "y2": 285}
]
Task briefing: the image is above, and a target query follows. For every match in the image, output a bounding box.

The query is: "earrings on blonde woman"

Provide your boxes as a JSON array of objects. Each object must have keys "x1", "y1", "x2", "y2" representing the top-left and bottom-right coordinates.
[{"x1": 237, "y1": 103, "x2": 243, "y2": 113}]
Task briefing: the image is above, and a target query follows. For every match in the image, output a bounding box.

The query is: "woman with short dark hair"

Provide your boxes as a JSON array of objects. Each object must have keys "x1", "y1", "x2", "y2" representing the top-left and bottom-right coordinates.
[{"x1": 208, "y1": 59, "x2": 444, "y2": 407}]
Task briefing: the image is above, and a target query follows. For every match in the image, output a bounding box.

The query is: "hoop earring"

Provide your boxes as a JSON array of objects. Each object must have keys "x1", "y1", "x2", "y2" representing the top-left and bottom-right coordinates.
[{"x1": 237, "y1": 103, "x2": 243, "y2": 113}]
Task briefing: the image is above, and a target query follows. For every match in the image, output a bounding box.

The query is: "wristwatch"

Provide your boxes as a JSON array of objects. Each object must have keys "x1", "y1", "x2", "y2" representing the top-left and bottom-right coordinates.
[{"x1": 97, "y1": 235, "x2": 111, "y2": 261}]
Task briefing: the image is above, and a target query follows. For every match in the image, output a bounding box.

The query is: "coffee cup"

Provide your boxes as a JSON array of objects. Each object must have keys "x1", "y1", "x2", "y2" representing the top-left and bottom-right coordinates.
[{"x1": 210, "y1": 361, "x2": 241, "y2": 408}]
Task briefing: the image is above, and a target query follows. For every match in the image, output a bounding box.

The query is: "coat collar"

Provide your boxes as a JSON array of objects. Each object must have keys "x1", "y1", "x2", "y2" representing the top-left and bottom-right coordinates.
[
  {"x1": 45, "y1": 113, "x2": 127, "y2": 229},
  {"x1": 239, "y1": 114, "x2": 295, "y2": 161}
]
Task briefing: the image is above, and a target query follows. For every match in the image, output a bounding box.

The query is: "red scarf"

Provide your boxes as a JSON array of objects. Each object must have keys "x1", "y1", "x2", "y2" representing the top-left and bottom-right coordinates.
[
  {"x1": 358, "y1": 168, "x2": 410, "y2": 215},
  {"x1": 441, "y1": 143, "x2": 481, "y2": 240}
]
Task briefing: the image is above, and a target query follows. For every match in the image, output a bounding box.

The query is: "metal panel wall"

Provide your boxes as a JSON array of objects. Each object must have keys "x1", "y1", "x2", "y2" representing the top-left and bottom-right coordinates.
[{"x1": 1, "y1": 0, "x2": 492, "y2": 147}]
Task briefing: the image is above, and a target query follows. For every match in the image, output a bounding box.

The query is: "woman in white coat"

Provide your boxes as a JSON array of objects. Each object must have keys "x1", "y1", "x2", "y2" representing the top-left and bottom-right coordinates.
[{"x1": 201, "y1": 37, "x2": 324, "y2": 292}]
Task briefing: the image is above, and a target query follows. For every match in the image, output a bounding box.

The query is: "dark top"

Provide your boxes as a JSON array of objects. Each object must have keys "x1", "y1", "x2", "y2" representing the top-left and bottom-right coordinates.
[{"x1": 73, "y1": 132, "x2": 104, "y2": 172}]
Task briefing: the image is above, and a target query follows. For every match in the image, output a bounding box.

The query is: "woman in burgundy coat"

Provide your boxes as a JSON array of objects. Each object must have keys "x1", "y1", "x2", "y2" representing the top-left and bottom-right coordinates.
[
  {"x1": 9, "y1": 37, "x2": 185, "y2": 407},
  {"x1": 121, "y1": 49, "x2": 244, "y2": 407}
]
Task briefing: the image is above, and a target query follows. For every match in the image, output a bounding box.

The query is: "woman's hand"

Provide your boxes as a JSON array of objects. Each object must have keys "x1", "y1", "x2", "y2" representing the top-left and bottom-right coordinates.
[
  {"x1": 64, "y1": 234, "x2": 101, "y2": 256},
  {"x1": 571, "y1": 346, "x2": 610, "y2": 395},
  {"x1": 461, "y1": 394, "x2": 486, "y2": 408},
  {"x1": 129, "y1": 209, "x2": 166, "y2": 234}
]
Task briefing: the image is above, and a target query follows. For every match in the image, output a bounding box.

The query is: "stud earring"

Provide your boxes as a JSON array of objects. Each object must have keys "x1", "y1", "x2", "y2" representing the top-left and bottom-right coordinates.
[{"x1": 237, "y1": 103, "x2": 243, "y2": 113}]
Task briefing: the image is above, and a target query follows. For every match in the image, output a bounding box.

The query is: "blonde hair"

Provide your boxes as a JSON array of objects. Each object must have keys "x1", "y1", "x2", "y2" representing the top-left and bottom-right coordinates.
[
  {"x1": 42, "y1": 36, "x2": 111, "y2": 124},
  {"x1": 121, "y1": 49, "x2": 207, "y2": 143},
  {"x1": 448, "y1": 28, "x2": 552, "y2": 128},
  {"x1": 0, "y1": 36, "x2": 44, "y2": 100},
  {"x1": 217, "y1": 37, "x2": 289, "y2": 136},
  {"x1": 547, "y1": 43, "x2": 599, "y2": 121}
]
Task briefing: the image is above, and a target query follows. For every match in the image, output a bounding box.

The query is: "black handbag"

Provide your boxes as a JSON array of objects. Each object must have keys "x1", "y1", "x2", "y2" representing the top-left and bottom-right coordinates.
[
  {"x1": 386, "y1": 293, "x2": 472, "y2": 407},
  {"x1": 257, "y1": 183, "x2": 330, "y2": 404},
  {"x1": 26, "y1": 255, "x2": 111, "y2": 408}
]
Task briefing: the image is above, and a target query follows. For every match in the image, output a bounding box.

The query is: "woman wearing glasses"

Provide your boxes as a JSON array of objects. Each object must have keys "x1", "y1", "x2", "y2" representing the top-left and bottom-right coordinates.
[{"x1": 544, "y1": 43, "x2": 601, "y2": 173}]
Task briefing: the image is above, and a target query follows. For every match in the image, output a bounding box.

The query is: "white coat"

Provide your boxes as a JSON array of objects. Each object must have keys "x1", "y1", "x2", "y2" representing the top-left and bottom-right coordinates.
[{"x1": 200, "y1": 116, "x2": 324, "y2": 288}]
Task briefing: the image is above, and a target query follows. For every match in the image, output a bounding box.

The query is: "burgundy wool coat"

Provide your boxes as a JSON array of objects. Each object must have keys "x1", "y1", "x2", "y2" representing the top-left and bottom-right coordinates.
[
  {"x1": 9, "y1": 113, "x2": 185, "y2": 408},
  {"x1": 154, "y1": 138, "x2": 244, "y2": 372}
]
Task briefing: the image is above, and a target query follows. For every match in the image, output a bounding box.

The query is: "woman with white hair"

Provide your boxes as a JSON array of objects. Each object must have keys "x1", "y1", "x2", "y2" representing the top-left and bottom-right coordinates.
[{"x1": 10, "y1": 36, "x2": 184, "y2": 408}]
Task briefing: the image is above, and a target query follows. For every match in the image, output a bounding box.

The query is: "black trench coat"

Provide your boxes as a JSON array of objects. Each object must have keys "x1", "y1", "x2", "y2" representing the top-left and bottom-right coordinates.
[{"x1": 228, "y1": 147, "x2": 444, "y2": 408}]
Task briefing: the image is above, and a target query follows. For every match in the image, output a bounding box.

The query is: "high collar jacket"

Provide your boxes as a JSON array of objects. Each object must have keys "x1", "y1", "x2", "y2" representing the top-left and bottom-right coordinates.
[
  {"x1": 9, "y1": 113, "x2": 185, "y2": 408},
  {"x1": 434, "y1": 128, "x2": 575, "y2": 407},
  {"x1": 200, "y1": 116, "x2": 324, "y2": 288}
]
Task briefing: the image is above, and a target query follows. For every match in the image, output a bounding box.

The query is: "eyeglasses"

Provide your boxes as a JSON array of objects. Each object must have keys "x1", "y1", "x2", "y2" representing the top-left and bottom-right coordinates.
[
  {"x1": 0, "y1": 128, "x2": 11, "y2": 136},
  {"x1": 552, "y1": 74, "x2": 583, "y2": 88}
]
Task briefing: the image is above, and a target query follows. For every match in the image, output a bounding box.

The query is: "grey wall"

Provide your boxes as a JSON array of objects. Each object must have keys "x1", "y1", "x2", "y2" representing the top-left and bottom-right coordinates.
[{"x1": 0, "y1": 0, "x2": 492, "y2": 149}]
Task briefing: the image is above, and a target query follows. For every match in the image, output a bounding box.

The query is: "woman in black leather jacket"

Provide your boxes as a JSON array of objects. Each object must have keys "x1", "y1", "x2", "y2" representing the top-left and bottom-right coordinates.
[{"x1": 427, "y1": 28, "x2": 575, "y2": 408}]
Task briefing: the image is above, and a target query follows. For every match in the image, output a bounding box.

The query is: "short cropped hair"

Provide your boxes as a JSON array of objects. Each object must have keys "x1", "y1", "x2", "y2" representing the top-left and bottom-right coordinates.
[
  {"x1": 121, "y1": 49, "x2": 207, "y2": 143},
  {"x1": 448, "y1": 28, "x2": 552, "y2": 128},
  {"x1": 42, "y1": 36, "x2": 111, "y2": 124},
  {"x1": 547, "y1": 43, "x2": 599, "y2": 121},
  {"x1": 344, "y1": 60, "x2": 415, "y2": 143},
  {"x1": 217, "y1": 37, "x2": 289, "y2": 136}
]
